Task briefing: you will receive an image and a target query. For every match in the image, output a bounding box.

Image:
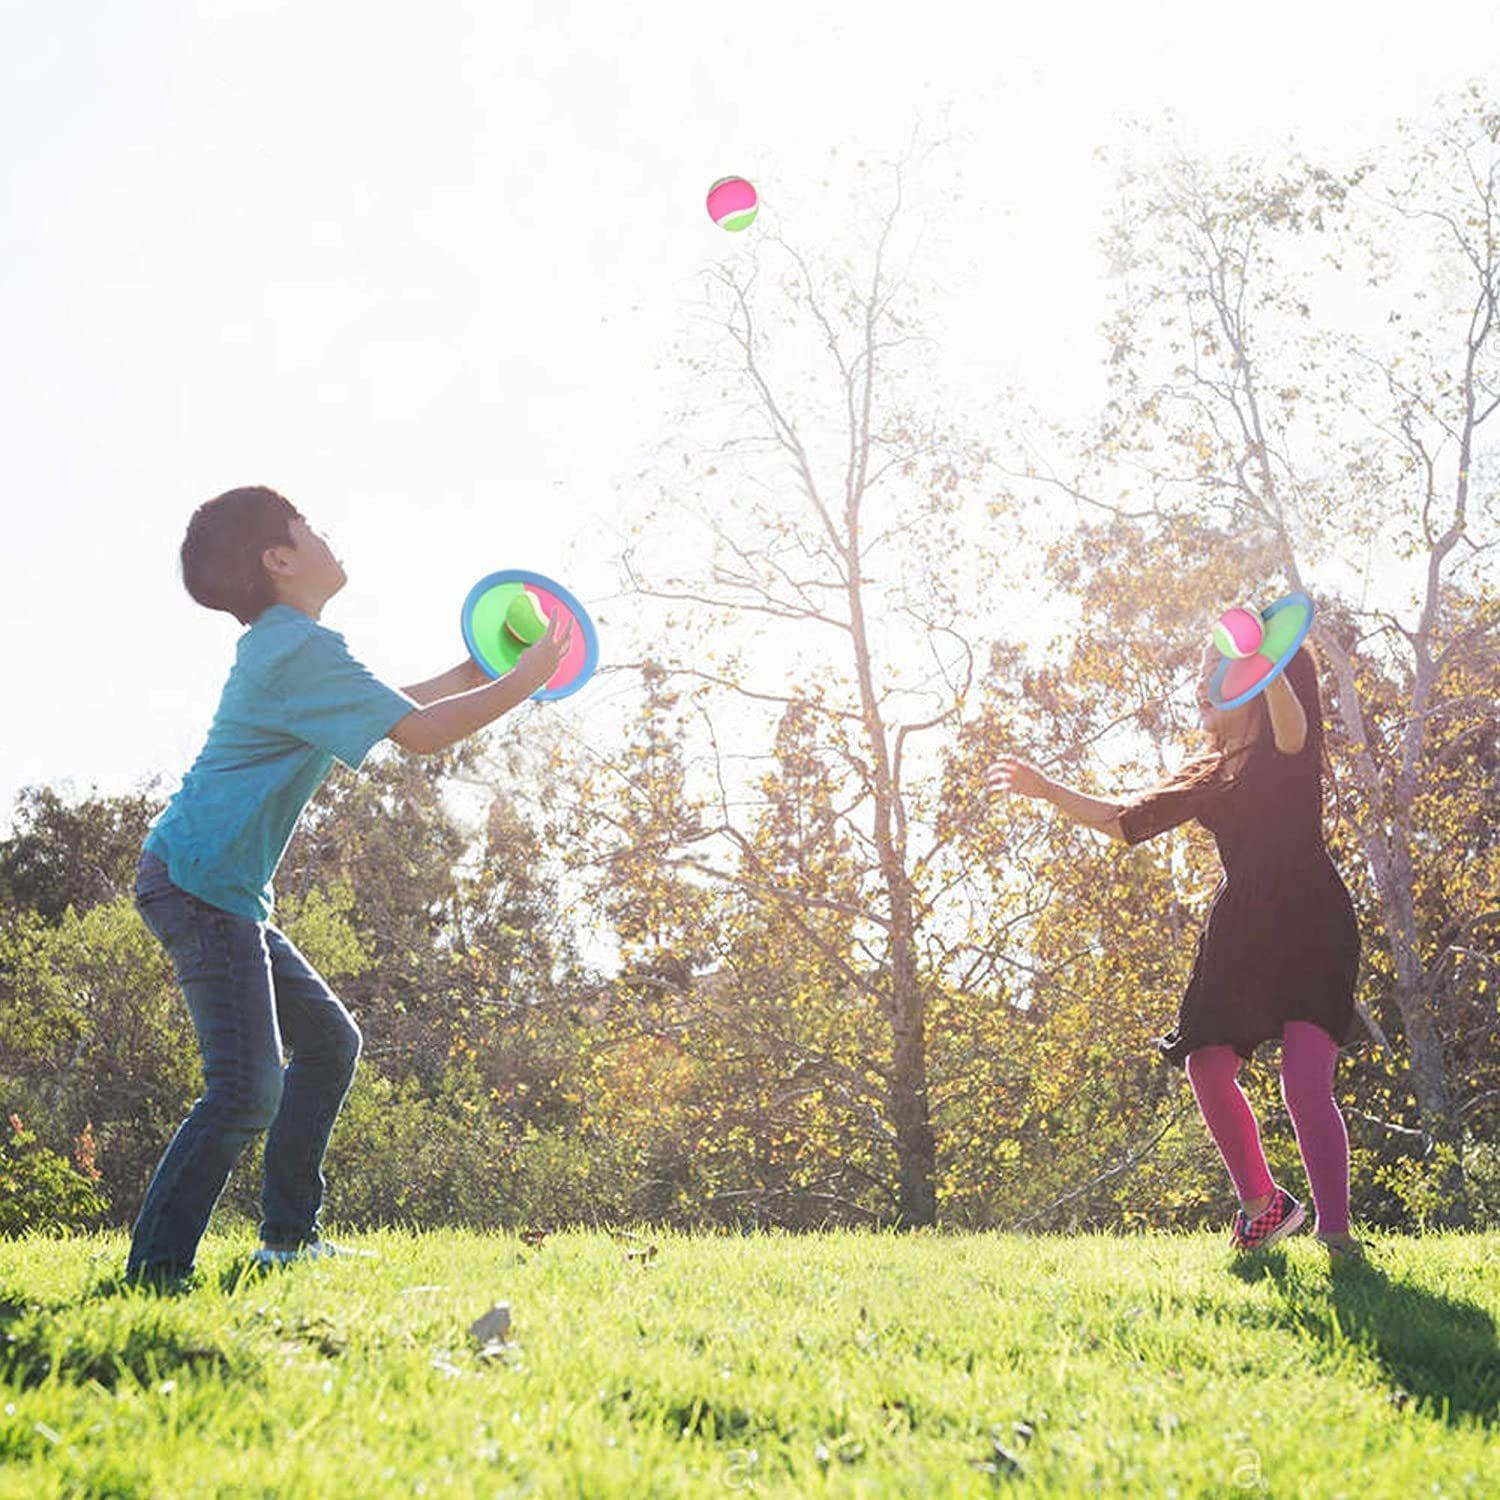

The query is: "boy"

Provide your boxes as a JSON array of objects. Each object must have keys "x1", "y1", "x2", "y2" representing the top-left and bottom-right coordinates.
[{"x1": 128, "y1": 485, "x2": 570, "y2": 1284}]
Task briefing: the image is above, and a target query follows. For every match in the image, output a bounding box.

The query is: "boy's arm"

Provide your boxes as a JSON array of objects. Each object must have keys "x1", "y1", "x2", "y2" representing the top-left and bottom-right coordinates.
[
  {"x1": 388, "y1": 615, "x2": 572, "y2": 755},
  {"x1": 399, "y1": 659, "x2": 488, "y2": 706},
  {"x1": 388, "y1": 671, "x2": 538, "y2": 754}
]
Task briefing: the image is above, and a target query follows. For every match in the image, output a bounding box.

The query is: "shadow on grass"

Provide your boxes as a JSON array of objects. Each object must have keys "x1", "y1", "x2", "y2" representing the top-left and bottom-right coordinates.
[
  {"x1": 62, "y1": 1256, "x2": 276, "y2": 1302},
  {"x1": 72, "y1": 1246, "x2": 278, "y2": 1299},
  {"x1": 85, "y1": 1270, "x2": 201, "y2": 1300},
  {"x1": 219, "y1": 1259, "x2": 266, "y2": 1295},
  {"x1": 1, "y1": 1282, "x2": 243, "y2": 1391},
  {"x1": 1230, "y1": 1252, "x2": 1500, "y2": 1427}
]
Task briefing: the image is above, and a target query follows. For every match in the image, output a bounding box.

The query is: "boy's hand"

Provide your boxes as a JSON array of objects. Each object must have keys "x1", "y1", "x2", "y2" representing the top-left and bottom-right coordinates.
[
  {"x1": 513, "y1": 612, "x2": 574, "y2": 692},
  {"x1": 984, "y1": 756, "x2": 1052, "y2": 801}
]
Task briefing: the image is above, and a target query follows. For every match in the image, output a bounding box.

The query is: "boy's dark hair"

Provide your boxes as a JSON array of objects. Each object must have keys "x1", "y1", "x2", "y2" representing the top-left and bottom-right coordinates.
[{"x1": 180, "y1": 486, "x2": 302, "y2": 625}]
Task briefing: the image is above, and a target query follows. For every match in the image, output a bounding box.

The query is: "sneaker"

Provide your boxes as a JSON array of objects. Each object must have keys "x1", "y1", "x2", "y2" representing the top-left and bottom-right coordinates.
[
  {"x1": 1316, "y1": 1231, "x2": 1365, "y2": 1262},
  {"x1": 1228, "y1": 1188, "x2": 1307, "y2": 1253},
  {"x1": 249, "y1": 1240, "x2": 375, "y2": 1268}
]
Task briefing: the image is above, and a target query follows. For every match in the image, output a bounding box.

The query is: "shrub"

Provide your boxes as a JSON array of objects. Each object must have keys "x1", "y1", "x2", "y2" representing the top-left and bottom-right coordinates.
[{"x1": 0, "y1": 1114, "x2": 109, "y2": 1235}]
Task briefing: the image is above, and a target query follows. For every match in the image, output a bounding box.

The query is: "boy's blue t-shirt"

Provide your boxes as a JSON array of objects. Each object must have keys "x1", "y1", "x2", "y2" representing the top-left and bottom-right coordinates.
[{"x1": 144, "y1": 605, "x2": 417, "y2": 922}]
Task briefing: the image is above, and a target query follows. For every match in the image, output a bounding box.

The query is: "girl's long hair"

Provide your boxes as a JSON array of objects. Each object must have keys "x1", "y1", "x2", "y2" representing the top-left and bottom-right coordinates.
[{"x1": 1140, "y1": 644, "x2": 1339, "y2": 821}]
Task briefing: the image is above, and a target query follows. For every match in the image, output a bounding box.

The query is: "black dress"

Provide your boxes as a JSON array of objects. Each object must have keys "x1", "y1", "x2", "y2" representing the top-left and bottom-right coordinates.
[{"x1": 1117, "y1": 730, "x2": 1360, "y2": 1068}]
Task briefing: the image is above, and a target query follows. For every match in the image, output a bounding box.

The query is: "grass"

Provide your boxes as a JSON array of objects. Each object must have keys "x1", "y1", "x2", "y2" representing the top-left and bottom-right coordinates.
[{"x1": 1, "y1": 1228, "x2": 1497, "y2": 1497}]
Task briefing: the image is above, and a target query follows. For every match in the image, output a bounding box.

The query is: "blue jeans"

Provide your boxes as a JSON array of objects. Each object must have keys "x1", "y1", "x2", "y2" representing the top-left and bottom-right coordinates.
[{"x1": 128, "y1": 850, "x2": 362, "y2": 1276}]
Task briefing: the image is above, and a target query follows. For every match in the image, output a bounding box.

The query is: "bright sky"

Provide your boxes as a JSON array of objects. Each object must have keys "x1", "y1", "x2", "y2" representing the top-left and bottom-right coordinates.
[{"x1": 3, "y1": 0, "x2": 1496, "y2": 830}]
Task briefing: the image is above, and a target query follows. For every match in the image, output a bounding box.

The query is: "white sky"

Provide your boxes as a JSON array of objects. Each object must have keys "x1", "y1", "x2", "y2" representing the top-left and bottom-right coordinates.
[{"x1": 3, "y1": 0, "x2": 1497, "y2": 830}]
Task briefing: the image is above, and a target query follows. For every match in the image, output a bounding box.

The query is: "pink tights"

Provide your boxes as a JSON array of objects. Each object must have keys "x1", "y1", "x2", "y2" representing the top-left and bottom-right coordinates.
[{"x1": 1184, "y1": 1021, "x2": 1350, "y2": 1235}]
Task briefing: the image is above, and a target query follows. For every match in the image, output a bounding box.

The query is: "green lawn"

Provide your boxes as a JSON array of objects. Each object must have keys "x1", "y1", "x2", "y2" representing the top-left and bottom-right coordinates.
[{"x1": 1, "y1": 1228, "x2": 1496, "y2": 1497}]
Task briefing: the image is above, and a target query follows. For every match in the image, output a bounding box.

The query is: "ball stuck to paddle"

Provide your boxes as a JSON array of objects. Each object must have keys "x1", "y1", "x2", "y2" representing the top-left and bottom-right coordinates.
[
  {"x1": 1212, "y1": 606, "x2": 1264, "y2": 659},
  {"x1": 1206, "y1": 591, "x2": 1316, "y2": 711},
  {"x1": 460, "y1": 570, "x2": 600, "y2": 702},
  {"x1": 503, "y1": 587, "x2": 549, "y2": 646}
]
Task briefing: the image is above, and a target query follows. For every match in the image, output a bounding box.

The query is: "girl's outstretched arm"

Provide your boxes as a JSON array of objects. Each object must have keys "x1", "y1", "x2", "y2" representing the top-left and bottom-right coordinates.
[
  {"x1": 1263, "y1": 672, "x2": 1308, "y2": 754},
  {"x1": 984, "y1": 756, "x2": 1127, "y2": 842}
]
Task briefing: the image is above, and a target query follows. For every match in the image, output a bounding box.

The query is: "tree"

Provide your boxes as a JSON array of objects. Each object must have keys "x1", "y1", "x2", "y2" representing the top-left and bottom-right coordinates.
[
  {"x1": 589, "y1": 137, "x2": 1007, "y2": 1226},
  {"x1": 0, "y1": 782, "x2": 165, "y2": 922}
]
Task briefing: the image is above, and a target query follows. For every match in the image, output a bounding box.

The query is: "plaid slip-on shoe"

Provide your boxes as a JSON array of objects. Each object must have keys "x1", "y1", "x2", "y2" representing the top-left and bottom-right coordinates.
[{"x1": 1228, "y1": 1187, "x2": 1307, "y2": 1253}]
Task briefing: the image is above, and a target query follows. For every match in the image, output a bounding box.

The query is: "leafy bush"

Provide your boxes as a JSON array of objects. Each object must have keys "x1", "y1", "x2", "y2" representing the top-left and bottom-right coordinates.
[
  {"x1": 218, "y1": 1058, "x2": 637, "y2": 1232},
  {"x1": 310, "y1": 1061, "x2": 516, "y2": 1229},
  {"x1": 1373, "y1": 1142, "x2": 1467, "y2": 1231},
  {"x1": 0, "y1": 1114, "x2": 108, "y2": 1235},
  {"x1": 506, "y1": 1125, "x2": 634, "y2": 1229}
]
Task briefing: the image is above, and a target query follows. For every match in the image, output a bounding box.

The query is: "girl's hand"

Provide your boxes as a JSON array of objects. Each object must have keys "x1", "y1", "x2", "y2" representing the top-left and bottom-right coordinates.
[{"x1": 984, "y1": 756, "x2": 1053, "y2": 801}]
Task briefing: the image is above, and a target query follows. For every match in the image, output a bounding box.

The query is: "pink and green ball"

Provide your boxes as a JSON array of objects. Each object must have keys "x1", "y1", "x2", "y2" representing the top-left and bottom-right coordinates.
[
  {"x1": 707, "y1": 176, "x2": 759, "y2": 232},
  {"x1": 1212, "y1": 606, "x2": 1264, "y2": 659}
]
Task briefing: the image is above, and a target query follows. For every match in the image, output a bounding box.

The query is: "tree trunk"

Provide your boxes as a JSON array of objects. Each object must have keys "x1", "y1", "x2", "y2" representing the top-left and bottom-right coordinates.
[
  {"x1": 1319, "y1": 633, "x2": 1471, "y2": 1223},
  {"x1": 845, "y1": 507, "x2": 938, "y2": 1225},
  {"x1": 890, "y1": 1027, "x2": 936, "y2": 1224},
  {"x1": 888, "y1": 919, "x2": 936, "y2": 1226},
  {"x1": 1399, "y1": 998, "x2": 1472, "y2": 1227}
]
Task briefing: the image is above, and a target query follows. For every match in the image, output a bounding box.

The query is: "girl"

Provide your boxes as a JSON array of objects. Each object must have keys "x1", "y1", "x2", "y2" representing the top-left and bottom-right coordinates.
[{"x1": 987, "y1": 642, "x2": 1365, "y2": 1260}]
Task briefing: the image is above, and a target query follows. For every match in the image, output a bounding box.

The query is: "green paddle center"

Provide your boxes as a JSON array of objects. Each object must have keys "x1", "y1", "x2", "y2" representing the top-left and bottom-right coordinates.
[
  {"x1": 1258, "y1": 603, "x2": 1306, "y2": 661},
  {"x1": 469, "y1": 583, "x2": 550, "y2": 675}
]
